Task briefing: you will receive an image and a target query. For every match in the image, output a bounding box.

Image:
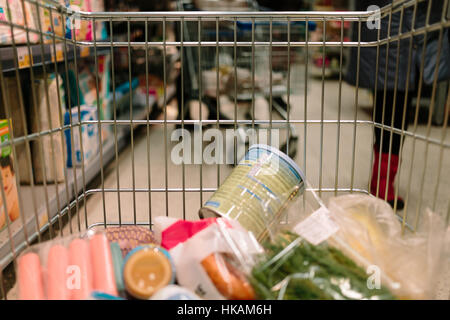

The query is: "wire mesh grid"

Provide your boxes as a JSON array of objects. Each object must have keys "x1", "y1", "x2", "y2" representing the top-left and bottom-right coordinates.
[{"x1": 0, "y1": 0, "x2": 448, "y2": 299}]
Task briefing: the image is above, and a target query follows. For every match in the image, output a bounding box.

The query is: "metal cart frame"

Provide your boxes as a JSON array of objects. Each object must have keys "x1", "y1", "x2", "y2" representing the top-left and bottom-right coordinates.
[{"x1": 0, "y1": 0, "x2": 448, "y2": 299}]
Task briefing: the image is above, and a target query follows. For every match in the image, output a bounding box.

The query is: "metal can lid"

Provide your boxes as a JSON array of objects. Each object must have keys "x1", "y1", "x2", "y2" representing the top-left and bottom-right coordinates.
[
  {"x1": 123, "y1": 245, "x2": 175, "y2": 299},
  {"x1": 247, "y1": 144, "x2": 306, "y2": 183}
]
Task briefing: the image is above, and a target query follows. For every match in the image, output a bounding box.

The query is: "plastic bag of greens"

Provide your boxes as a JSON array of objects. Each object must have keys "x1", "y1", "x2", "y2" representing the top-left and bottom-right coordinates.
[
  {"x1": 250, "y1": 227, "x2": 396, "y2": 300},
  {"x1": 327, "y1": 194, "x2": 449, "y2": 299}
]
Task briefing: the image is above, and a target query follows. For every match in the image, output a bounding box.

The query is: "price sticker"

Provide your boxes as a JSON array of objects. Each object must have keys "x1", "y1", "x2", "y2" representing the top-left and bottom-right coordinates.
[
  {"x1": 293, "y1": 206, "x2": 339, "y2": 245},
  {"x1": 17, "y1": 47, "x2": 33, "y2": 68}
]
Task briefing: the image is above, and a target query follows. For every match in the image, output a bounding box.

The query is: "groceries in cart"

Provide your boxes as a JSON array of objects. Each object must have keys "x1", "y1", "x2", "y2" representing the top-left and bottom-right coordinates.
[
  {"x1": 15, "y1": 226, "x2": 166, "y2": 300},
  {"x1": 17, "y1": 231, "x2": 117, "y2": 299},
  {"x1": 14, "y1": 145, "x2": 449, "y2": 300},
  {"x1": 105, "y1": 225, "x2": 159, "y2": 257}
]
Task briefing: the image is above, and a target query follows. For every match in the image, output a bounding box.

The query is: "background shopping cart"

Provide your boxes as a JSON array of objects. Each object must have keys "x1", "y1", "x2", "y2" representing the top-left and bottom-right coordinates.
[
  {"x1": 176, "y1": 0, "x2": 316, "y2": 160},
  {"x1": 0, "y1": 0, "x2": 448, "y2": 299}
]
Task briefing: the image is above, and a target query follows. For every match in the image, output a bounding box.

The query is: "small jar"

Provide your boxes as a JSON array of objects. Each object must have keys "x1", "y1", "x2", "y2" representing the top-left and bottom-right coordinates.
[{"x1": 123, "y1": 245, "x2": 175, "y2": 299}]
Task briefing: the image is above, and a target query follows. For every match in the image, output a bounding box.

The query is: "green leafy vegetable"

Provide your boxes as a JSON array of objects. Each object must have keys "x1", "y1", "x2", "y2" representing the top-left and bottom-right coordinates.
[{"x1": 250, "y1": 231, "x2": 395, "y2": 300}]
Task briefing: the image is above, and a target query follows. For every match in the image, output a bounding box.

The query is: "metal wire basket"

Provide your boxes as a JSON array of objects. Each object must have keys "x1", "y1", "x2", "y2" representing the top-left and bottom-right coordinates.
[{"x1": 0, "y1": 0, "x2": 448, "y2": 299}]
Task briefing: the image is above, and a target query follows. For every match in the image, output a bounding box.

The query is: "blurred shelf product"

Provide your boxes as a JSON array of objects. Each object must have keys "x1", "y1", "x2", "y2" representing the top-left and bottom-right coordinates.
[{"x1": 0, "y1": 44, "x2": 110, "y2": 73}]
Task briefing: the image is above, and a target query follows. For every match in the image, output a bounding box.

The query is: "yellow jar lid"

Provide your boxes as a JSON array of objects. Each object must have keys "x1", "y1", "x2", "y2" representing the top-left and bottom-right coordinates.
[{"x1": 123, "y1": 246, "x2": 173, "y2": 299}]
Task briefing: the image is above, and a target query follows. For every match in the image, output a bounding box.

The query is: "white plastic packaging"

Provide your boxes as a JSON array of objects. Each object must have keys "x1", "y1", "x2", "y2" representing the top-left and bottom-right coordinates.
[
  {"x1": 328, "y1": 194, "x2": 449, "y2": 299},
  {"x1": 154, "y1": 216, "x2": 263, "y2": 300}
]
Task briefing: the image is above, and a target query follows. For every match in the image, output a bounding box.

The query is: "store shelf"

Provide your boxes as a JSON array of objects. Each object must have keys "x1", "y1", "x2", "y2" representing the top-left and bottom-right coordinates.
[
  {"x1": 0, "y1": 83, "x2": 176, "y2": 267},
  {"x1": 0, "y1": 43, "x2": 110, "y2": 73},
  {"x1": 72, "y1": 84, "x2": 177, "y2": 196},
  {"x1": 0, "y1": 179, "x2": 73, "y2": 267}
]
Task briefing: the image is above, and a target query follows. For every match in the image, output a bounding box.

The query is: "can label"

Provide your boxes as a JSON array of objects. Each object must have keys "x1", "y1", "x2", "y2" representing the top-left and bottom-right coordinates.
[{"x1": 200, "y1": 145, "x2": 305, "y2": 241}]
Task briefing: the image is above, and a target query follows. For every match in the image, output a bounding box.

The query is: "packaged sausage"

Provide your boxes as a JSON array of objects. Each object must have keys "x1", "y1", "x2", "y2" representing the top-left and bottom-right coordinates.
[
  {"x1": 105, "y1": 225, "x2": 158, "y2": 258},
  {"x1": 16, "y1": 230, "x2": 117, "y2": 300}
]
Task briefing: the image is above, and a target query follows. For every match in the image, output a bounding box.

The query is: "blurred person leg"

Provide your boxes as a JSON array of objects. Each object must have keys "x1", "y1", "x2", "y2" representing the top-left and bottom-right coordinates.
[{"x1": 371, "y1": 90, "x2": 411, "y2": 209}]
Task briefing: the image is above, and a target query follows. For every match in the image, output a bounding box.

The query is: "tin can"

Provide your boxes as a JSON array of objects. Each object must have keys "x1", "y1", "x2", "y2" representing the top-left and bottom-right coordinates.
[{"x1": 199, "y1": 144, "x2": 305, "y2": 241}]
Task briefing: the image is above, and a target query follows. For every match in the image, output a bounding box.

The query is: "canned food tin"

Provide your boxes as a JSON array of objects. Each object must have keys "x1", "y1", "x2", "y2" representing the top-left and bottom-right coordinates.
[{"x1": 199, "y1": 144, "x2": 305, "y2": 241}]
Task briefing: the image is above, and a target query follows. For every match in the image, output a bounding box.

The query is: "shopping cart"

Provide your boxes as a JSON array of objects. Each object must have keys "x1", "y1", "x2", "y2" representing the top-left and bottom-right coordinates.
[
  {"x1": 176, "y1": 0, "x2": 315, "y2": 160},
  {"x1": 0, "y1": 0, "x2": 449, "y2": 299}
]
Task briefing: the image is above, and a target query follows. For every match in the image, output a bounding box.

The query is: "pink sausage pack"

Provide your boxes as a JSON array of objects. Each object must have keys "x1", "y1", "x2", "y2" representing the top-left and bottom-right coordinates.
[
  {"x1": 69, "y1": 239, "x2": 93, "y2": 300},
  {"x1": 16, "y1": 230, "x2": 117, "y2": 300}
]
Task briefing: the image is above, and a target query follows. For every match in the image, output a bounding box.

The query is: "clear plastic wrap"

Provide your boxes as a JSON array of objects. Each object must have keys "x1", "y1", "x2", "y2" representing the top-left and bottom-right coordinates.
[
  {"x1": 16, "y1": 230, "x2": 118, "y2": 300},
  {"x1": 0, "y1": 0, "x2": 39, "y2": 44},
  {"x1": 327, "y1": 194, "x2": 449, "y2": 299},
  {"x1": 248, "y1": 191, "x2": 449, "y2": 300},
  {"x1": 249, "y1": 230, "x2": 396, "y2": 300},
  {"x1": 241, "y1": 183, "x2": 406, "y2": 300},
  {"x1": 150, "y1": 285, "x2": 201, "y2": 300}
]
